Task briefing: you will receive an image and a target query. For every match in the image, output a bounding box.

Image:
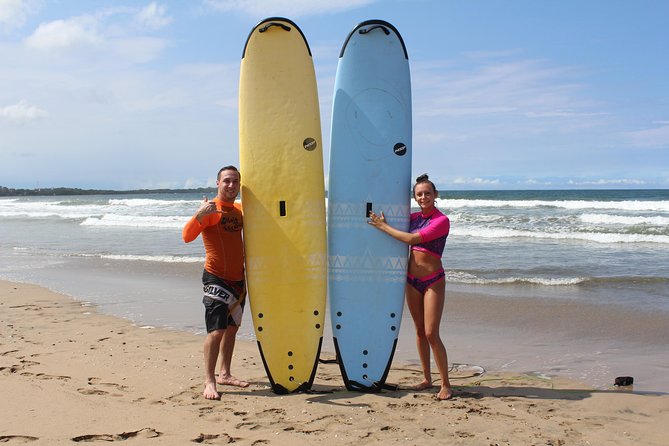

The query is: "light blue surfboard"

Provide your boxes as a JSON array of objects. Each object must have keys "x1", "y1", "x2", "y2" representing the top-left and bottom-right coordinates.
[{"x1": 328, "y1": 20, "x2": 412, "y2": 392}]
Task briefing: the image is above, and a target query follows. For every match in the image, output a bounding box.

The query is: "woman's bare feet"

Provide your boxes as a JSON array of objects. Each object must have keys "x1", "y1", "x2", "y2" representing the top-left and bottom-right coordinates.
[
  {"x1": 203, "y1": 381, "x2": 220, "y2": 400},
  {"x1": 436, "y1": 386, "x2": 454, "y2": 400},
  {"x1": 217, "y1": 374, "x2": 249, "y2": 388},
  {"x1": 412, "y1": 379, "x2": 434, "y2": 391}
]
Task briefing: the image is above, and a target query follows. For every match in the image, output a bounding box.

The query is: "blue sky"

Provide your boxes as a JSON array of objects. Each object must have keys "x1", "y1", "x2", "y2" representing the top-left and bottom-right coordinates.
[{"x1": 1, "y1": 0, "x2": 667, "y2": 190}]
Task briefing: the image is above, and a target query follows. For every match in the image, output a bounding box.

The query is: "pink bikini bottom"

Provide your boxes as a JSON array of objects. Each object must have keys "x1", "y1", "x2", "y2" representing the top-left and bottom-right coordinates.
[{"x1": 406, "y1": 269, "x2": 445, "y2": 295}]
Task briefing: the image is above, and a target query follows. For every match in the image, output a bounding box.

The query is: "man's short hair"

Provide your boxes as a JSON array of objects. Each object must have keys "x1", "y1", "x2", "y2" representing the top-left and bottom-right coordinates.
[{"x1": 217, "y1": 165, "x2": 240, "y2": 181}]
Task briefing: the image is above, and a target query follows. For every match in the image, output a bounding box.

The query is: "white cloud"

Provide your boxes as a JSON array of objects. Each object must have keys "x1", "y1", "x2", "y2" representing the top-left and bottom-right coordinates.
[
  {"x1": 452, "y1": 177, "x2": 501, "y2": 186},
  {"x1": 105, "y1": 62, "x2": 238, "y2": 112},
  {"x1": 121, "y1": 85, "x2": 190, "y2": 112},
  {"x1": 624, "y1": 121, "x2": 669, "y2": 148},
  {"x1": 0, "y1": 0, "x2": 35, "y2": 31},
  {"x1": 22, "y1": 6, "x2": 170, "y2": 62},
  {"x1": 413, "y1": 58, "x2": 598, "y2": 121},
  {"x1": 410, "y1": 54, "x2": 618, "y2": 174},
  {"x1": 202, "y1": 0, "x2": 376, "y2": 17},
  {"x1": 136, "y1": 2, "x2": 172, "y2": 29},
  {"x1": 525, "y1": 111, "x2": 609, "y2": 119},
  {"x1": 0, "y1": 99, "x2": 48, "y2": 123},
  {"x1": 111, "y1": 36, "x2": 169, "y2": 64},
  {"x1": 25, "y1": 16, "x2": 101, "y2": 51},
  {"x1": 184, "y1": 177, "x2": 216, "y2": 189},
  {"x1": 568, "y1": 178, "x2": 647, "y2": 186}
]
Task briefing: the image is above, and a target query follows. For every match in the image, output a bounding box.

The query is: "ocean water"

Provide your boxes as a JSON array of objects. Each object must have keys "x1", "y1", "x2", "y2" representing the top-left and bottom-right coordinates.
[
  {"x1": 1, "y1": 189, "x2": 668, "y2": 390},
  {"x1": 440, "y1": 189, "x2": 669, "y2": 312},
  {"x1": 3, "y1": 189, "x2": 667, "y2": 311}
]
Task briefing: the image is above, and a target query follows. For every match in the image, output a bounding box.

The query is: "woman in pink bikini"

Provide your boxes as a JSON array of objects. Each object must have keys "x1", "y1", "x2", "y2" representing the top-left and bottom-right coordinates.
[{"x1": 367, "y1": 174, "x2": 453, "y2": 400}]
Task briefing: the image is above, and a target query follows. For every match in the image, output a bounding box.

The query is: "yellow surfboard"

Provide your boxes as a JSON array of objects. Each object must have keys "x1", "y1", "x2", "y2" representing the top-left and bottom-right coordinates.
[{"x1": 239, "y1": 17, "x2": 327, "y2": 394}]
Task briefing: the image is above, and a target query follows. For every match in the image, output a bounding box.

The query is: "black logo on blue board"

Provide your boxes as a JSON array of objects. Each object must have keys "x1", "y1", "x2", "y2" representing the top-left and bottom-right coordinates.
[
  {"x1": 303, "y1": 137, "x2": 317, "y2": 151},
  {"x1": 394, "y1": 142, "x2": 407, "y2": 156}
]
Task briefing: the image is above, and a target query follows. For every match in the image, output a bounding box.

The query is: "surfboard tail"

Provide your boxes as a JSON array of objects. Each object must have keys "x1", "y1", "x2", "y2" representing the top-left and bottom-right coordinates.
[
  {"x1": 333, "y1": 337, "x2": 399, "y2": 393},
  {"x1": 257, "y1": 337, "x2": 323, "y2": 394}
]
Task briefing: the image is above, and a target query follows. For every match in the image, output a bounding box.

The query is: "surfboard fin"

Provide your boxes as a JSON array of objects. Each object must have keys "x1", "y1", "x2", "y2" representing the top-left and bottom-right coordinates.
[
  {"x1": 333, "y1": 337, "x2": 399, "y2": 393},
  {"x1": 348, "y1": 380, "x2": 398, "y2": 393},
  {"x1": 256, "y1": 338, "x2": 322, "y2": 394}
]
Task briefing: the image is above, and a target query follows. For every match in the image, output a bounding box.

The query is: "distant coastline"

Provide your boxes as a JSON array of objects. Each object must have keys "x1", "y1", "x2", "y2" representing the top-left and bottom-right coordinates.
[
  {"x1": 0, "y1": 186, "x2": 217, "y2": 197},
  {"x1": 2, "y1": 186, "x2": 668, "y2": 199}
]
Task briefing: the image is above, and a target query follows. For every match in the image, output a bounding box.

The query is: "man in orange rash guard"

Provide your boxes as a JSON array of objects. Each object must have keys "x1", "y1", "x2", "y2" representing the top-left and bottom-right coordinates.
[{"x1": 182, "y1": 166, "x2": 249, "y2": 400}]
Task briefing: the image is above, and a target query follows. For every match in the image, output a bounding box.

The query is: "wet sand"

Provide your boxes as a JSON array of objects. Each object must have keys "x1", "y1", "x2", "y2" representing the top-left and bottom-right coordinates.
[
  {"x1": 2, "y1": 279, "x2": 668, "y2": 445},
  {"x1": 4, "y1": 255, "x2": 669, "y2": 393},
  {"x1": 436, "y1": 289, "x2": 669, "y2": 392}
]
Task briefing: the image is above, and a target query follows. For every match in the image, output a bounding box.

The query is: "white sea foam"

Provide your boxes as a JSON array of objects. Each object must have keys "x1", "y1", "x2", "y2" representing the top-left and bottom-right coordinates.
[
  {"x1": 452, "y1": 227, "x2": 669, "y2": 244},
  {"x1": 107, "y1": 198, "x2": 197, "y2": 207},
  {"x1": 81, "y1": 214, "x2": 188, "y2": 228},
  {"x1": 100, "y1": 254, "x2": 204, "y2": 263},
  {"x1": 445, "y1": 271, "x2": 585, "y2": 286},
  {"x1": 435, "y1": 198, "x2": 669, "y2": 212},
  {"x1": 580, "y1": 213, "x2": 669, "y2": 226},
  {"x1": 0, "y1": 199, "x2": 105, "y2": 219},
  {"x1": 0, "y1": 209, "x2": 98, "y2": 219}
]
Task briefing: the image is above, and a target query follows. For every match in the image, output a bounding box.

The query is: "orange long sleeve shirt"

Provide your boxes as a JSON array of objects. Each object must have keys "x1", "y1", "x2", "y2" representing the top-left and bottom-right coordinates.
[{"x1": 182, "y1": 199, "x2": 244, "y2": 281}]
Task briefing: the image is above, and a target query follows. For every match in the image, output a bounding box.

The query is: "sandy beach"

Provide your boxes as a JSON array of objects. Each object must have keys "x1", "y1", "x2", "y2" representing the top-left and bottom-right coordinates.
[{"x1": 2, "y1": 279, "x2": 668, "y2": 445}]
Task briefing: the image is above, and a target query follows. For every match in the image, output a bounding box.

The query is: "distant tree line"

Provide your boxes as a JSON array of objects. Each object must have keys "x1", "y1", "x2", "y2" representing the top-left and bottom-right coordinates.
[{"x1": 0, "y1": 186, "x2": 217, "y2": 197}]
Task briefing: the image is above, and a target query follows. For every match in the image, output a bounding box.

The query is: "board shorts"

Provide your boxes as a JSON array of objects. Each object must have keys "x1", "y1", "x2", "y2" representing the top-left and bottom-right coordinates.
[
  {"x1": 202, "y1": 269, "x2": 246, "y2": 332},
  {"x1": 406, "y1": 269, "x2": 445, "y2": 295}
]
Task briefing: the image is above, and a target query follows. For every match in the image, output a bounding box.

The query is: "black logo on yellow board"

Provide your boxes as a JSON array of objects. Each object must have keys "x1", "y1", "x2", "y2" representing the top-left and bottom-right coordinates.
[
  {"x1": 394, "y1": 142, "x2": 407, "y2": 156},
  {"x1": 303, "y1": 137, "x2": 317, "y2": 151}
]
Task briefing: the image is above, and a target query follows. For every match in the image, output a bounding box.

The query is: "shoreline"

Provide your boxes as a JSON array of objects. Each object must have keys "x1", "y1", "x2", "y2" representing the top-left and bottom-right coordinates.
[
  {"x1": 3, "y1": 253, "x2": 668, "y2": 393},
  {"x1": 2, "y1": 279, "x2": 668, "y2": 445},
  {"x1": 439, "y1": 288, "x2": 669, "y2": 393}
]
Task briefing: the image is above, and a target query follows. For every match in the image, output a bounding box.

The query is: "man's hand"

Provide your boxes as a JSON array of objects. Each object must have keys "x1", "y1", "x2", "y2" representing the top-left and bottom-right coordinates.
[{"x1": 196, "y1": 197, "x2": 221, "y2": 222}]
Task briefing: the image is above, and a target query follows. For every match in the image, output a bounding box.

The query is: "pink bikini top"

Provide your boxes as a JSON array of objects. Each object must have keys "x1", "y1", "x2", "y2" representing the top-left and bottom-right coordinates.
[{"x1": 409, "y1": 208, "x2": 450, "y2": 258}]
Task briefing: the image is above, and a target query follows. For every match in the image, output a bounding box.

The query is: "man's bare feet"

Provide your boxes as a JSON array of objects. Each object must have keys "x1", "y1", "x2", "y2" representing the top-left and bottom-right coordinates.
[
  {"x1": 436, "y1": 386, "x2": 454, "y2": 400},
  {"x1": 203, "y1": 382, "x2": 220, "y2": 400},
  {"x1": 412, "y1": 379, "x2": 434, "y2": 391},
  {"x1": 217, "y1": 375, "x2": 249, "y2": 388}
]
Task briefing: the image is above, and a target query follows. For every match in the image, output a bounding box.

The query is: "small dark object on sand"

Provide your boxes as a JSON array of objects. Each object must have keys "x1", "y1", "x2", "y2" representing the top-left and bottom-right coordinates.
[{"x1": 614, "y1": 376, "x2": 634, "y2": 387}]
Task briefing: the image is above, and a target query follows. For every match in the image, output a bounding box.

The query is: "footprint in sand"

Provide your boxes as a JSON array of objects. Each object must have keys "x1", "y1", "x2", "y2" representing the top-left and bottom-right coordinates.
[
  {"x1": 234, "y1": 421, "x2": 260, "y2": 430},
  {"x1": 165, "y1": 387, "x2": 199, "y2": 405},
  {"x1": 0, "y1": 359, "x2": 41, "y2": 376},
  {"x1": 0, "y1": 350, "x2": 20, "y2": 356},
  {"x1": 9, "y1": 304, "x2": 41, "y2": 311},
  {"x1": 19, "y1": 360, "x2": 40, "y2": 368},
  {"x1": 299, "y1": 414, "x2": 342, "y2": 433},
  {"x1": 71, "y1": 428, "x2": 161, "y2": 442},
  {"x1": 455, "y1": 431, "x2": 477, "y2": 439},
  {"x1": 88, "y1": 378, "x2": 128, "y2": 392},
  {"x1": 35, "y1": 373, "x2": 71, "y2": 381},
  {"x1": 0, "y1": 436, "x2": 38, "y2": 443},
  {"x1": 0, "y1": 365, "x2": 23, "y2": 375},
  {"x1": 191, "y1": 433, "x2": 240, "y2": 444},
  {"x1": 81, "y1": 377, "x2": 128, "y2": 396},
  {"x1": 77, "y1": 387, "x2": 109, "y2": 396},
  {"x1": 238, "y1": 408, "x2": 327, "y2": 435},
  {"x1": 236, "y1": 408, "x2": 287, "y2": 429},
  {"x1": 258, "y1": 408, "x2": 286, "y2": 418}
]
